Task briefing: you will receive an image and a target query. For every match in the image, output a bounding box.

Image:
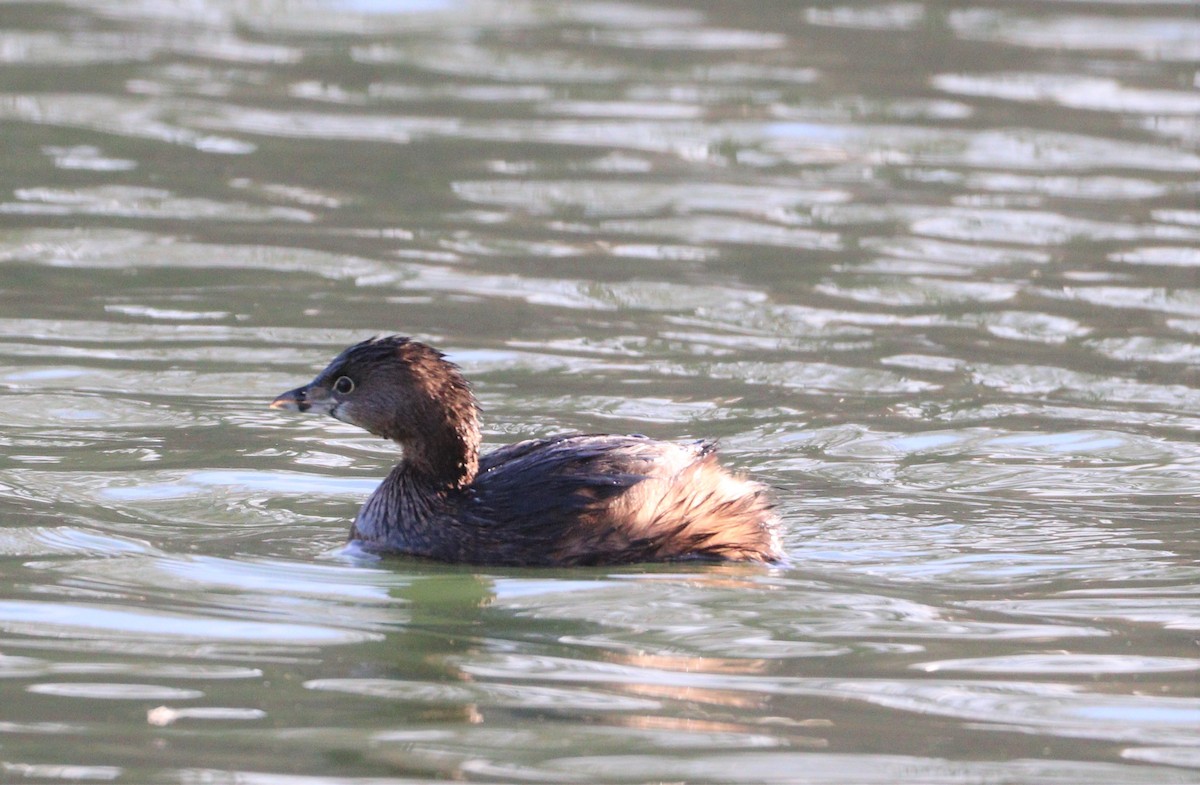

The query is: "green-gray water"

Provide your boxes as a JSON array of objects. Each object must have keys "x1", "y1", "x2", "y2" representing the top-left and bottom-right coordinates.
[{"x1": 2, "y1": 1, "x2": 1199, "y2": 782}]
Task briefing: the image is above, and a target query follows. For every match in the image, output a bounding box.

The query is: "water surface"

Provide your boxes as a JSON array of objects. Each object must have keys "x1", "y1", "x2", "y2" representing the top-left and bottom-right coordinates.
[{"x1": 1, "y1": 1, "x2": 1199, "y2": 783}]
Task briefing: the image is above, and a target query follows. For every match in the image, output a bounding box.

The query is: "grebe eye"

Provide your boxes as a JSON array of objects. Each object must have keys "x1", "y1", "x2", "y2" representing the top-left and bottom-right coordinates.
[{"x1": 334, "y1": 376, "x2": 355, "y2": 395}]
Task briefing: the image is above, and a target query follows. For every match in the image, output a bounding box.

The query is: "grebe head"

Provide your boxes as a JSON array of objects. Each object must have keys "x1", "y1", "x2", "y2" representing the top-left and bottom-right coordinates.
[{"x1": 271, "y1": 335, "x2": 480, "y2": 484}]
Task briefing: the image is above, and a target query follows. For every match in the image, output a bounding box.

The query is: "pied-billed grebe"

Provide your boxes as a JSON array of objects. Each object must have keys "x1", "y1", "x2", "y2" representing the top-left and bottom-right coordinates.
[{"x1": 270, "y1": 335, "x2": 783, "y2": 566}]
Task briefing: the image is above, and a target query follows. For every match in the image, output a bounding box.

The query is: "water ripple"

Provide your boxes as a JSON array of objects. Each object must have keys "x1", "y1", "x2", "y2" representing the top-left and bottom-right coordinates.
[
  {"x1": 0, "y1": 599, "x2": 382, "y2": 646},
  {"x1": 27, "y1": 683, "x2": 204, "y2": 700},
  {"x1": 1, "y1": 186, "x2": 312, "y2": 222},
  {"x1": 0, "y1": 95, "x2": 254, "y2": 154},
  {"x1": 949, "y1": 9, "x2": 1200, "y2": 61},
  {"x1": 306, "y1": 677, "x2": 662, "y2": 712},
  {"x1": 457, "y1": 652, "x2": 1200, "y2": 746},
  {"x1": 964, "y1": 596, "x2": 1200, "y2": 632},
  {"x1": 916, "y1": 654, "x2": 1200, "y2": 675},
  {"x1": 524, "y1": 753, "x2": 1193, "y2": 785},
  {"x1": 933, "y1": 73, "x2": 1200, "y2": 115}
]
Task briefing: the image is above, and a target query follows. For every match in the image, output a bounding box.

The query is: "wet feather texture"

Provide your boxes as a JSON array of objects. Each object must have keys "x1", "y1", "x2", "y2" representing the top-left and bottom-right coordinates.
[{"x1": 271, "y1": 336, "x2": 783, "y2": 566}]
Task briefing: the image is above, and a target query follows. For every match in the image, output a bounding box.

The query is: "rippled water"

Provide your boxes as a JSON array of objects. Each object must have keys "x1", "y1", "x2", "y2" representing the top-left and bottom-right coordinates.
[{"x1": 2, "y1": 1, "x2": 1199, "y2": 782}]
